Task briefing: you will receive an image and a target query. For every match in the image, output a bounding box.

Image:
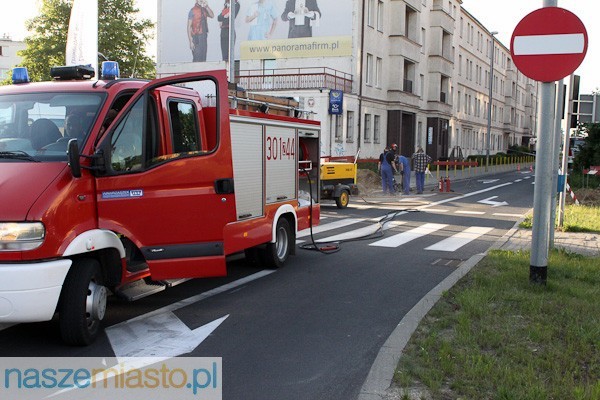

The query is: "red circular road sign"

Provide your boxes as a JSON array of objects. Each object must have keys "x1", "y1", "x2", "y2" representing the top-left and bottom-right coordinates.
[{"x1": 510, "y1": 7, "x2": 587, "y2": 82}]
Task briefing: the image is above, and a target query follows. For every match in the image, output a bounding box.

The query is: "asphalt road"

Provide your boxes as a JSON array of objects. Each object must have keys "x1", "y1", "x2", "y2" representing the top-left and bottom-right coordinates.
[{"x1": 0, "y1": 170, "x2": 535, "y2": 400}]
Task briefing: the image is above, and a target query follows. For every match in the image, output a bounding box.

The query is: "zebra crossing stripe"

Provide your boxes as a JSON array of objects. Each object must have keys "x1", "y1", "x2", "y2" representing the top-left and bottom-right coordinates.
[
  {"x1": 316, "y1": 221, "x2": 407, "y2": 243},
  {"x1": 369, "y1": 223, "x2": 448, "y2": 248},
  {"x1": 297, "y1": 218, "x2": 364, "y2": 238},
  {"x1": 425, "y1": 227, "x2": 494, "y2": 252}
]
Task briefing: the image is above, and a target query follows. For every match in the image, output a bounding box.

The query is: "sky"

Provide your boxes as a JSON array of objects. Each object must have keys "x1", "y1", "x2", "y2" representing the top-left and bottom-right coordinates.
[
  {"x1": 1, "y1": 0, "x2": 597, "y2": 93},
  {"x1": 461, "y1": 0, "x2": 600, "y2": 93}
]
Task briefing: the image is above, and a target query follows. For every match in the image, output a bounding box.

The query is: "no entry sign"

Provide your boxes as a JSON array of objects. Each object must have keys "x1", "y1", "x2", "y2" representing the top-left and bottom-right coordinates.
[{"x1": 510, "y1": 7, "x2": 587, "y2": 82}]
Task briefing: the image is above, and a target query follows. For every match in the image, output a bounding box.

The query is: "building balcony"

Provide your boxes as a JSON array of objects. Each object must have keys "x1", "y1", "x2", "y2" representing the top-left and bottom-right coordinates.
[
  {"x1": 430, "y1": 9, "x2": 455, "y2": 32},
  {"x1": 236, "y1": 68, "x2": 353, "y2": 93},
  {"x1": 428, "y1": 54, "x2": 454, "y2": 76}
]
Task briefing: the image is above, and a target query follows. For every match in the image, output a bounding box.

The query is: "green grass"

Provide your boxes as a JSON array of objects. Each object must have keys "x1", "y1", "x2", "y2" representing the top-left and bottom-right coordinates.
[
  {"x1": 394, "y1": 250, "x2": 600, "y2": 399},
  {"x1": 562, "y1": 205, "x2": 600, "y2": 232},
  {"x1": 519, "y1": 205, "x2": 600, "y2": 233}
]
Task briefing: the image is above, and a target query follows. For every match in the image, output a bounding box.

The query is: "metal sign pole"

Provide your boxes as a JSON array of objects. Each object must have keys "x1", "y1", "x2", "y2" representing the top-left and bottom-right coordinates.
[
  {"x1": 558, "y1": 74, "x2": 575, "y2": 227},
  {"x1": 530, "y1": 0, "x2": 558, "y2": 284},
  {"x1": 549, "y1": 79, "x2": 564, "y2": 246}
]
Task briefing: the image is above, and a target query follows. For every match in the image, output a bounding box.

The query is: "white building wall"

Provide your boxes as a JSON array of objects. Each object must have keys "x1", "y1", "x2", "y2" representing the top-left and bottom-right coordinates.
[
  {"x1": 0, "y1": 36, "x2": 25, "y2": 81},
  {"x1": 156, "y1": 0, "x2": 538, "y2": 160}
]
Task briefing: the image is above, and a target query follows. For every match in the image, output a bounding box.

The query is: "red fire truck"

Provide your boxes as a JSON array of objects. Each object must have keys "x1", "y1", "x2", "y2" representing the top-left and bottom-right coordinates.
[{"x1": 0, "y1": 63, "x2": 320, "y2": 345}]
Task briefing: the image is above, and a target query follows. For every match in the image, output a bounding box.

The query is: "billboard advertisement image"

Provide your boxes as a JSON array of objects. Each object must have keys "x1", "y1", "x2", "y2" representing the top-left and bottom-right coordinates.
[{"x1": 159, "y1": 0, "x2": 353, "y2": 63}]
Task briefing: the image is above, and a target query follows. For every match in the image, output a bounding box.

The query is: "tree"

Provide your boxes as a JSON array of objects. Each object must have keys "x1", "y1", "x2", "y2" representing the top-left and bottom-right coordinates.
[
  {"x1": 4, "y1": 0, "x2": 154, "y2": 83},
  {"x1": 574, "y1": 123, "x2": 600, "y2": 170}
]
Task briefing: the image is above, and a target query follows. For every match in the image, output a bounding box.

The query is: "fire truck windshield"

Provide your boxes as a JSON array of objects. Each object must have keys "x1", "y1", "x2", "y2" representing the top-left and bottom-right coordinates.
[{"x1": 0, "y1": 92, "x2": 105, "y2": 161}]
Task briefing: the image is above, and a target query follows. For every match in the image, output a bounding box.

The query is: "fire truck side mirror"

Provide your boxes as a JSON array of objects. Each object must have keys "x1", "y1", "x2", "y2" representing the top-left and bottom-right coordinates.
[{"x1": 67, "y1": 139, "x2": 82, "y2": 178}]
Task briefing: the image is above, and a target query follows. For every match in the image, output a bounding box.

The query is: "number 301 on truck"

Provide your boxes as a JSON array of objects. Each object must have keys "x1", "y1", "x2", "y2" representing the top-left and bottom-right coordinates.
[{"x1": 0, "y1": 64, "x2": 321, "y2": 345}]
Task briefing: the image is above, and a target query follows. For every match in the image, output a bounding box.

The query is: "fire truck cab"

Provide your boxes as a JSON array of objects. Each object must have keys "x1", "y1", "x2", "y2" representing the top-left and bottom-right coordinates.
[{"x1": 0, "y1": 64, "x2": 320, "y2": 345}]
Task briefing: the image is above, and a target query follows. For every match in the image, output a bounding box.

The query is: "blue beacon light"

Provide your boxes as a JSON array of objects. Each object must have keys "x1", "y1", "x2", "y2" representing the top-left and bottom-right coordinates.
[
  {"x1": 12, "y1": 67, "x2": 30, "y2": 84},
  {"x1": 101, "y1": 61, "x2": 120, "y2": 80}
]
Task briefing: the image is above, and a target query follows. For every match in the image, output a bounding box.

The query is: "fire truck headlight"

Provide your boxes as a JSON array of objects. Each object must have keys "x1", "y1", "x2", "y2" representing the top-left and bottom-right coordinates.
[{"x1": 0, "y1": 223, "x2": 45, "y2": 251}]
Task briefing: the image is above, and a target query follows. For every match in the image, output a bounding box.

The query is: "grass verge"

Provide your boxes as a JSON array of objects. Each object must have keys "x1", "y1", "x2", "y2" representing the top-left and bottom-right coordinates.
[
  {"x1": 519, "y1": 205, "x2": 600, "y2": 233},
  {"x1": 394, "y1": 249, "x2": 600, "y2": 399}
]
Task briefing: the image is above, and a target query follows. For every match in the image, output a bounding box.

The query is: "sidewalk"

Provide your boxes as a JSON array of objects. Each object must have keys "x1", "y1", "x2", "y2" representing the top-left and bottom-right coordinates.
[
  {"x1": 499, "y1": 228, "x2": 600, "y2": 256},
  {"x1": 360, "y1": 161, "x2": 535, "y2": 200}
]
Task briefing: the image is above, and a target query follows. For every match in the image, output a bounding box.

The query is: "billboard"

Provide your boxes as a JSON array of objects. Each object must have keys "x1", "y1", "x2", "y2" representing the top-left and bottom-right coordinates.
[{"x1": 158, "y1": 0, "x2": 353, "y2": 63}]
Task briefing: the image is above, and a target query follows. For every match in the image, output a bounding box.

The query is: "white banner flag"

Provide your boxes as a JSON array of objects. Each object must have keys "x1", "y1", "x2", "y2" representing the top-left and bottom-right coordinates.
[{"x1": 65, "y1": 0, "x2": 98, "y2": 76}]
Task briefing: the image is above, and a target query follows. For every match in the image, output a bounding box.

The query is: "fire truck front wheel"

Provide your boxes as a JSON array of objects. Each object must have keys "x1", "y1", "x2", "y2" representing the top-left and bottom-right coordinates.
[
  {"x1": 58, "y1": 258, "x2": 107, "y2": 346},
  {"x1": 264, "y1": 218, "x2": 292, "y2": 269}
]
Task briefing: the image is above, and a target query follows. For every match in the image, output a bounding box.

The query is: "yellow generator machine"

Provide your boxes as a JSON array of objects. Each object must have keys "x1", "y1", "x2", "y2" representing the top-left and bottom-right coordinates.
[{"x1": 320, "y1": 159, "x2": 359, "y2": 208}]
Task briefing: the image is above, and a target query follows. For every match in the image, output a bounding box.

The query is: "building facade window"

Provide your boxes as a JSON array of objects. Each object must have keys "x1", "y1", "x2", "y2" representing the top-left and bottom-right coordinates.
[
  {"x1": 366, "y1": 53, "x2": 373, "y2": 85},
  {"x1": 405, "y1": 6, "x2": 418, "y2": 41},
  {"x1": 368, "y1": 0, "x2": 376, "y2": 27},
  {"x1": 376, "y1": 57, "x2": 382, "y2": 88},
  {"x1": 374, "y1": 115, "x2": 381, "y2": 143},
  {"x1": 333, "y1": 114, "x2": 343, "y2": 142},
  {"x1": 377, "y1": 0, "x2": 384, "y2": 31},
  {"x1": 364, "y1": 114, "x2": 372, "y2": 143},
  {"x1": 346, "y1": 111, "x2": 354, "y2": 142}
]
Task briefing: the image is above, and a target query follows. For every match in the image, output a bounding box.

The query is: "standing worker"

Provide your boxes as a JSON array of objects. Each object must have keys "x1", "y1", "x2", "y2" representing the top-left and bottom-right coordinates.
[
  {"x1": 378, "y1": 144, "x2": 397, "y2": 195},
  {"x1": 398, "y1": 153, "x2": 411, "y2": 195},
  {"x1": 412, "y1": 146, "x2": 432, "y2": 194}
]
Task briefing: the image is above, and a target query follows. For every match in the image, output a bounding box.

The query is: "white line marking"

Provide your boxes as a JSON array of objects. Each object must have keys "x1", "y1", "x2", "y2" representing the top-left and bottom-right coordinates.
[
  {"x1": 493, "y1": 213, "x2": 524, "y2": 218},
  {"x1": 420, "y1": 182, "x2": 513, "y2": 209},
  {"x1": 297, "y1": 218, "x2": 363, "y2": 238},
  {"x1": 423, "y1": 209, "x2": 450, "y2": 213},
  {"x1": 425, "y1": 227, "x2": 494, "y2": 252},
  {"x1": 115, "y1": 270, "x2": 275, "y2": 324},
  {"x1": 514, "y1": 179, "x2": 523, "y2": 183},
  {"x1": 370, "y1": 223, "x2": 447, "y2": 248},
  {"x1": 513, "y1": 33, "x2": 585, "y2": 55},
  {"x1": 478, "y1": 196, "x2": 509, "y2": 207},
  {"x1": 456, "y1": 211, "x2": 486, "y2": 215}
]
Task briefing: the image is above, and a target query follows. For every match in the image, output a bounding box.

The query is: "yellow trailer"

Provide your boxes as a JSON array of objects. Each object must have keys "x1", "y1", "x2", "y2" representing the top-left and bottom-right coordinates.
[{"x1": 320, "y1": 161, "x2": 359, "y2": 208}]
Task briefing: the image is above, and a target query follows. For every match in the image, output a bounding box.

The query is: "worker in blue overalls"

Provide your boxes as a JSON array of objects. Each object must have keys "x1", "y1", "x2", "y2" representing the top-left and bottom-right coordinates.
[
  {"x1": 378, "y1": 144, "x2": 398, "y2": 195},
  {"x1": 398, "y1": 153, "x2": 411, "y2": 195}
]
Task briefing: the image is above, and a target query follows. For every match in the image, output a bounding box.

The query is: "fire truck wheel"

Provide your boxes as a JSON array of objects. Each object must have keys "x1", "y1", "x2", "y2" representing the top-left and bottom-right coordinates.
[
  {"x1": 58, "y1": 258, "x2": 107, "y2": 346},
  {"x1": 263, "y1": 218, "x2": 292, "y2": 269},
  {"x1": 335, "y1": 190, "x2": 350, "y2": 209}
]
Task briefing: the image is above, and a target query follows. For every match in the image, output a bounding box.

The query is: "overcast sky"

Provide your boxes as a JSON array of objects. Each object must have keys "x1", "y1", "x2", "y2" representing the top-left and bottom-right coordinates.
[{"x1": 1, "y1": 0, "x2": 597, "y2": 92}]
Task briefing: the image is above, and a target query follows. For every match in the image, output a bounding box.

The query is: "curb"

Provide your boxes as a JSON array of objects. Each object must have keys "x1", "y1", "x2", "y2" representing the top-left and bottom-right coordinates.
[{"x1": 357, "y1": 220, "x2": 522, "y2": 400}]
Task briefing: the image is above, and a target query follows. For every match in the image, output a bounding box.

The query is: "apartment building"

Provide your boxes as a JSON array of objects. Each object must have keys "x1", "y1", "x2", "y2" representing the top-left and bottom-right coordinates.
[
  {"x1": 0, "y1": 35, "x2": 25, "y2": 81},
  {"x1": 156, "y1": 0, "x2": 538, "y2": 160}
]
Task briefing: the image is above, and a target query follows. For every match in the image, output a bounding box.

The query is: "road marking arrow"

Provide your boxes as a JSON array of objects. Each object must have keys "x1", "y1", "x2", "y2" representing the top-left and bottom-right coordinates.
[
  {"x1": 107, "y1": 312, "x2": 229, "y2": 359},
  {"x1": 478, "y1": 196, "x2": 509, "y2": 207}
]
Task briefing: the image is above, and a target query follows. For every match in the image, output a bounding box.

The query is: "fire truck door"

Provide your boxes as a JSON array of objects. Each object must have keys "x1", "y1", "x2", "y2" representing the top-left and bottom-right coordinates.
[{"x1": 95, "y1": 72, "x2": 235, "y2": 280}]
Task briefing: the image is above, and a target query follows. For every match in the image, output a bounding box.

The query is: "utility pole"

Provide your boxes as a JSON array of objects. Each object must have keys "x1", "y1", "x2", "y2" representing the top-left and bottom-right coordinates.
[{"x1": 486, "y1": 31, "x2": 498, "y2": 173}]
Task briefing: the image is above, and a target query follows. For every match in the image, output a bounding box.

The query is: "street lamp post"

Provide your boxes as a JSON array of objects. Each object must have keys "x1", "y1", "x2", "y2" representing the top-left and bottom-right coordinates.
[{"x1": 485, "y1": 31, "x2": 498, "y2": 172}]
